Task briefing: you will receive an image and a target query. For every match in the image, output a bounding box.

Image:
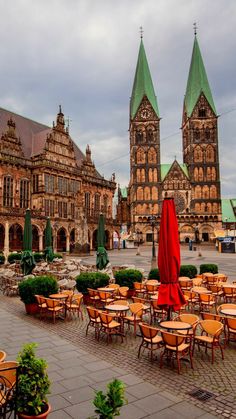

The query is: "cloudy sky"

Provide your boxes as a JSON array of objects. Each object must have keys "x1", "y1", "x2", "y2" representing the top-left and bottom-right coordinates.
[{"x1": 0, "y1": 0, "x2": 235, "y2": 197}]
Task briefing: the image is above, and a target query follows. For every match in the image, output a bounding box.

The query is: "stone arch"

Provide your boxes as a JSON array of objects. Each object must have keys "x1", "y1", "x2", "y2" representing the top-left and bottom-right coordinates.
[
  {"x1": 195, "y1": 185, "x2": 201, "y2": 199},
  {"x1": 57, "y1": 227, "x2": 67, "y2": 252},
  {"x1": 9, "y1": 223, "x2": 23, "y2": 251},
  {"x1": 0, "y1": 224, "x2": 4, "y2": 251},
  {"x1": 144, "y1": 186, "x2": 150, "y2": 200}
]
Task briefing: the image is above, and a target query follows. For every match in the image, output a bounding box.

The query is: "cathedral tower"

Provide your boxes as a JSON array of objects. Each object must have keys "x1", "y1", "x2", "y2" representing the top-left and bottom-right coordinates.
[
  {"x1": 129, "y1": 37, "x2": 161, "y2": 233},
  {"x1": 182, "y1": 34, "x2": 221, "y2": 235}
]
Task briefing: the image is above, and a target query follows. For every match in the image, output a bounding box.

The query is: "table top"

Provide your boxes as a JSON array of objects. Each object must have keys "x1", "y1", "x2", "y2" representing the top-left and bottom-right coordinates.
[
  {"x1": 179, "y1": 278, "x2": 193, "y2": 282},
  {"x1": 160, "y1": 321, "x2": 192, "y2": 331},
  {"x1": 105, "y1": 304, "x2": 129, "y2": 312},
  {"x1": 222, "y1": 284, "x2": 236, "y2": 289},
  {"x1": 145, "y1": 280, "x2": 160, "y2": 285},
  {"x1": 191, "y1": 286, "x2": 211, "y2": 294},
  {"x1": 220, "y1": 308, "x2": 236, "y2": 317},
  {"x1": 98, "y1": 287, "x2": 114, "y2": 292},
  {"x1": 49, "y1": 293, "x2": 69, "y2": 299}
]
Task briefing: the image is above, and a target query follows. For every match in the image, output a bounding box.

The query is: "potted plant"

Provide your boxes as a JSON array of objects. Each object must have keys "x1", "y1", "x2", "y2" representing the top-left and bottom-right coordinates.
[
  {"x1": 114, "y1": 269, "x2": 142, "y2": 297},
  {"x1": 18, "y1": 275, "x2": 58, "y2": 314},
  {"x1": 92, "y1": 379, "x2": 126, "y2": 419},
  {"x1": 76, "y1": 272, "x2": 110, "y2": 304},
  {"x1": 200, "y1": 264, "x2": 218, "y2": 274},
  {"x1": 17, "y1": 343, "x2": 51, "y2": 419}
]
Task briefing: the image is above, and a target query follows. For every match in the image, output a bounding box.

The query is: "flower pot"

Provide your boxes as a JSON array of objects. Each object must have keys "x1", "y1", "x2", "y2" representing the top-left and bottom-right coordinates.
[
  {"x1": 18, "y1": 403, "x2": 51, "y2": 419},
  {"x1": 24, "y1": 303, "x2": 39, "y2": 315}
]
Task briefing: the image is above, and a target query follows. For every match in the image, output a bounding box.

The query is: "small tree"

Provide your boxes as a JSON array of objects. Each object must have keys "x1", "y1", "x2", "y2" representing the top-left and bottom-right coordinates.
[{"x1": 93, "y1": 379, "x2": 126, "y2": 419}]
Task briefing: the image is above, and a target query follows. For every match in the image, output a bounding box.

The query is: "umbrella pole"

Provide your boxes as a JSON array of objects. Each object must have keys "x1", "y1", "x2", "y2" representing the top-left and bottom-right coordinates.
[{"x1": 167, "y1": 307, "x2": 172, "y2": 321}]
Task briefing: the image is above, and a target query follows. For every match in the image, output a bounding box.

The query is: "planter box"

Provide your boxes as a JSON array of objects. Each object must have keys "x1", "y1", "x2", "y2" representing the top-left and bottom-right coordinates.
[{"x1": 24, "y1": 303, "x2": 39, "y2": 315}]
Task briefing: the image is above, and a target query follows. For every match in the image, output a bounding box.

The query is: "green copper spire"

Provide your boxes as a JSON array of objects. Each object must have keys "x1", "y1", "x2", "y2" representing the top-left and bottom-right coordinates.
[
  {"x1": 130, "y1": 39, "x2": 159, "y2": 119},
  {"x1": 185, "y1": 36, "x2": 216, "y2": 117}
]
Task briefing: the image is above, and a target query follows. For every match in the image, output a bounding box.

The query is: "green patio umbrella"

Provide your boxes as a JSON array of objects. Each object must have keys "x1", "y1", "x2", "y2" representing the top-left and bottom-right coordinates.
[
  {"x1": 44, "y1": 217, "x2": 54, "y2": 262},
  {"x1": 21, "y1": 209, "x2": 36, "y2": 275},
  {"x1": 96, "y1": 213, "x2": 109, "y2": 270}
]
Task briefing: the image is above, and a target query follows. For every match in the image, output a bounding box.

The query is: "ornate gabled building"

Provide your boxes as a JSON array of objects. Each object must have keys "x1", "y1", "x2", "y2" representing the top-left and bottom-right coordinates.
[
  {"x1": 0, "y1": 106, "x2": 116, "y2": 257},
  {"x1": 117, "y1": 33, "x2": 222, "y2": 243}
]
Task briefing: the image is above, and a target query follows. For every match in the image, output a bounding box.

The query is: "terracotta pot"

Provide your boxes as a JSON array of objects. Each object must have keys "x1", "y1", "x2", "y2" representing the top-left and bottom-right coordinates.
[
  {"x1": 18, "y1": 403, "x2": 51, "y2": 419},
  {"x1": 24, "y1": 303, "x2": 39, "y2": 315},
  {"x1": 82, "y1": 294, "x2": 90, "y2": 305}
]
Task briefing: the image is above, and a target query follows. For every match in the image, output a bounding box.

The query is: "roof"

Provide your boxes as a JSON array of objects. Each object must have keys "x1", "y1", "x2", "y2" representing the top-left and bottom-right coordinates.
[
  {"x1": 184, "y1": 36, "x2": 216, "y2": 117},
  {"x1": 221, "y1": 199, "x2": 236, "y2": 223},
  {"x1": 130, "y1": 39, "x2": 159, "y2": 119},
  {"x1": 160, "y1": 163, "x2": 189, "y2": 181},
  {"x1": 0, "y1": 107, "x2": 85, "y2": 165}
]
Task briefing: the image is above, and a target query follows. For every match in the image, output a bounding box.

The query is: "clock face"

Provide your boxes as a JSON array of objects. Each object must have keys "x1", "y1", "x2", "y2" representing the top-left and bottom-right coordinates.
[{"x1": 141, "y1": 108, "x2": 151, "y2": 119}]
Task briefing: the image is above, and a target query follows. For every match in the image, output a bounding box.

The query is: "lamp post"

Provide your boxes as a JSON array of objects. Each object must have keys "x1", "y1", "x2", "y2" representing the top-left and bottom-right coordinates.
[{"x1": 148, "y1": 215, "x2": 157, "y2": 268}]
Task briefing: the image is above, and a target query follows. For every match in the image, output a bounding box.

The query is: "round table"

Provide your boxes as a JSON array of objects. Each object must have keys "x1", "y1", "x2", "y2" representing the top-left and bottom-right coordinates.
[
  {"x1": 49, "y1": 293, "x2": 69, "y2": 300},
  {"x1": 105, "y1": 304, "x2": 129, "y2": 334},
  {"x1": 220, "y1": 308, "x2": 236, "y2": 317},
  {"x1": 159, "y1": 320, "x2": 192, "y2": 331},
  {"x1": 191, "y1": 286, "x2": 211, "y2": 294},
  {"x1": 98, "y1": 287, "x2": 115, "y2": 293}
]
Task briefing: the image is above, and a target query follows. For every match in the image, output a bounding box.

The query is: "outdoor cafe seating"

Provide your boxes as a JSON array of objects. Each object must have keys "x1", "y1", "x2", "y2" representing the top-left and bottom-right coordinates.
[
  {"x1": 193, "y1": 319, "x2": 224, "y2": 364},
  {"x1": 0, "y1": 361, "x2": 19, "y2": 419},
  {"x1": 160, "y1": 331, "x2": 193, "y2": 374},
  {"x1": 138, "y1": 323, "x2": 163, "y2": 361}
]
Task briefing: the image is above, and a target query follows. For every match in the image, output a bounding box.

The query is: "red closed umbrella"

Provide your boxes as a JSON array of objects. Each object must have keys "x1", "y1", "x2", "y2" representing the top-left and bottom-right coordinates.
[{"x1": 157, "y1": 198, "x2": 186, "y2": 317}]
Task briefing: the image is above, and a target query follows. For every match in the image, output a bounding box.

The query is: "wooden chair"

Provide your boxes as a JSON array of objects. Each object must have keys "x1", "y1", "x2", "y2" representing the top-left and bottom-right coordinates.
[
  {"x1": 98, "y1": 291, "x2": 115, "y2": 306},
  {"x1": 115, "y1": 287, "x2": 129, "y2": 301},
  {"x1": 106, "y1": 284, "x2": 120, "y2": 296},
  {"x1": 179, "y1": 277, "x2": 192, "y2": 291},
  {"x1": 133, "y1": 282, "x2": 146, "y2": 297},
  {"x1": 145, "y1": 283, "x2": 158, "y2": 299},
  {"x1": 160, "y1": 331, "x2": 193, "y2": 374},
  {"x1": 132, "y1": 296, "x2": 151, "y2": 319},
  {"x1": 0, "y1": 361, "x2": 19, "y2": 419},
  {"x1": 123, "y1": 303, "x2": 143, "y2": 336},
  {"x1": 174, "y1": 313, "x2": 199, "y2": 338},
  {"x1": 151, "y1": 299, "x2": 165, "y2": 323},
  {"x1": 208, "y1": 284, "x2": 224, "y2": 303},
  {"x1": 66, "y1": 294, "x2": 83, "y2": 320},
  {"x1": 138, "y1": 323, "x2": 162, "y2": 361},
  {"x1": 45, "y1": 298, "x2": 64, "y2": 323},
  {"x1": 99, "y1": 311, "x2": 123, "y2": 344},
  {"x1": 223, "y1": 286, "x2": 236, "y2": 303},
  {"x1": 193, "y1": 319, "x2": 224, "y2": 364},
  {"x1": 86, "y1": 306, "x2": 101, "y2": 340},
  {"x1": 35, "y1": 295, "x2": 47, "y2": 320},
  {"x1": 183, "y1": 290, "x2": 199, "y2": 312},
  {"x1": 225, "y1": 317, "x2": 236, "y2": 343},
  {"x1": 199, "y1": 293, "x2": 216, "y2": 312},
  {"x1": 87, "y1": 288, "x2": 100, "y2": 307},
  {"x1": 217, "y1": 303, "x2": 236, "y2": 314},
  {"x1": 0, "y1": 351, "x2": 6, "y2": 363}
]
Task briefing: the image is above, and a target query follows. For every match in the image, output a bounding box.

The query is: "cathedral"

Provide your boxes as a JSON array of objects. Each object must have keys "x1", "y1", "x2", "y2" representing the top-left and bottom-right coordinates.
[
  {"x1": 117, "y1": 33, "x2": 222, "y2": 244},
  {"x1": 0, "y1": 106, "x2": 116, "y2": 257}
]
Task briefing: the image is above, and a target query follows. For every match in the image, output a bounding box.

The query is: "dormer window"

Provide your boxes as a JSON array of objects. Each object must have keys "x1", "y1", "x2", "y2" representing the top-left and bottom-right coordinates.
[{"x1": 198, "y1": 108, "x2": 206, "y2": 118}]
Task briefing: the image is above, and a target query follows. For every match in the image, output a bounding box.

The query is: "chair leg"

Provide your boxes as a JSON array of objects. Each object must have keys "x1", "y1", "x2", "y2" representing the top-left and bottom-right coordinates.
[{"x1": 138, "y1": 342, "x2": 143, "y2": 358}]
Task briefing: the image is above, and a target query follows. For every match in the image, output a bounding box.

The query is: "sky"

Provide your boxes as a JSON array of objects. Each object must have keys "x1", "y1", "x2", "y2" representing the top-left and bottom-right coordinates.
[{"x1": 0, "y1": 0, "x2": 235, "y2": 197}]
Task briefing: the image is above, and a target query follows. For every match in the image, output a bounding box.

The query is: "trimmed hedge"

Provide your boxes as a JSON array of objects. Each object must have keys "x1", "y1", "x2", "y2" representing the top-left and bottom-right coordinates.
[
  {"x1": 8, "y1": 252, "x2": 22, "y2": 264},
  {"x1": 76, "y1": 272, "x2": 110, "y2": 294},
  {"x1": 0, "y1": 254, "x2": 5, "y2": 264},
  {"x1": 18, "y1": 275, "x2": 58, "y2": 305},
  {"x1": 53, "y1": 253, "x2": 63, "y2": 259},
  {"x1": 200, "y1": 264, "x2": 218, "y2": 274},
  {"x1": 33, "y1": 252, "x2": 44, "y2": 263},
  {"x1": 114, "y1": 269, "x2": 143, "y2": 289},
  {"x1": 179, "y1": 265, "x2": 198, "y2": 279},
  {"x1": 148, "y1": 268, "x2": 160, "y2": 280}
]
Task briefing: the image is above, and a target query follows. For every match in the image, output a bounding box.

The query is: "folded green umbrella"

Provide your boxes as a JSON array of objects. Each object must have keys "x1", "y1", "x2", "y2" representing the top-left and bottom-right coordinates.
[{"x1": 21, "y1": 209, "x2": 36, "y2": 275}]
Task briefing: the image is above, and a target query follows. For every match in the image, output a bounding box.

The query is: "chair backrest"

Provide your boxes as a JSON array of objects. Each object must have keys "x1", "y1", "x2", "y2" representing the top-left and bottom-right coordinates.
[
  {"x1": 63, "y1": 290, "x2": 74, "y2": 297},
  {"x1": 0, "y1": 351, "x2": 6, "y2": 363},
  {"x1": 107, "y1": 284, "x2": 120, "y2": 289},
  {"x1": 139, "y1": 323, "x2": 158, "y2": 340},
  {"x1": 71, "y1": 294, "x2": 83, "y2": 306},
  {"x1": 134, "y1": 282, "x2": 143, "y2": 291},
  {"x1": 146, "y1": 280, "x2": 159, "y2": 285},
  {"x1": 129, "y1": 303, "x2": 143, "y2": 316},
  {"x1": 161, "y1": 331, "x2": 185, "y2": 348},
  {"x1": 199, "y1": 293, "x2": 214, "y2": 303},
  {"x1": 87, "y1": 306, "x2": 100, "y2": 320},
  {"x1": 208, "y1": 284, "x2": 222, "y2": 293},
  {"x1": 199, "y1": 319, "x2": 223, "y2": 337},
  {"x1": 45, "y1": 298, "x2": 61, "y2": 309},
  {"x1": 223, "y1": 287, "x2": 236, "y2": 296},
  {"x1": 0, "y1": 361, "x2": 18, "y2": 386},
  {"x1": 98, "y1": 291, "x2": 111, "y2": 300},
  {"x1": 192, "y1": 277, "x2": 202, "y2": 287},
  {"x1": 201, "y1": 312, "x2": 221, "y2": 321},
  {"x1": 87, "y1": 288, "x2": 99, "y2": 297},
  {"x1": 217, "y1": 303, "x2": 236, "y2": 313},
  {"x1": 177, "y1": 313, "x2": 199, "y2": 325},
  {"x1": 118, "y1": 287, "x2": 129, "y2": 297},
  {"x1": 226, "y1": 317, "x2": 236, "y2": 330},
  {"x1": 132, "y1": 296, "x2": 148, "y2": 305},
  {"x1": 146, "y1": 284, "x2": 158, "y2": 292},
  {"x1": 99, "y1": 311, "x2": 114, "y2": 325}
]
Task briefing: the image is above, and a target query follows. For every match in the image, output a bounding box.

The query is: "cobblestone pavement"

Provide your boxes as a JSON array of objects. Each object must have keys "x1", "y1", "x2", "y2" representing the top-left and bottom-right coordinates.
[{"x1": 1, "y1": 295, "x2": 236, "y2": 418}]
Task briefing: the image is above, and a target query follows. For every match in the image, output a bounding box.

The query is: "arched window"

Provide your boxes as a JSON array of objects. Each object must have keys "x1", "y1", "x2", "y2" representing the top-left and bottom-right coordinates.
[
  {"x1": 194, "y1": 167, "x2": 198, "y2": 181},
  {"x1": 136, "y1": 148, "x2": 145, "y2": 164},
  {"x1": 195, "y1": 185, "x2": 201, "y2": 199},
  {"x1": 198, "y1": 108, "x2": 206, "y2": 118},
  {"x1": 144, "y1": 187, "x2": 150, "y2": 200},
  {"x1": 85, "y1": 192, "x2": 90, "y2": 215},
  {"x1": 135, "y1": 130, "x2": 143, "y2": 144},
  {"x1": 136, "y1": 169, "x2": 141, "y2": 182},
  {"x1": 141, "y1": 169, "x2": 145, "y2": 182},
  {"x1": 206, "y1": 167, "x2": 211, "y2": 181},
  {"x1": 146, "y1": 128, "x2": 154, "y2": 142},
  {"x1": 206, "y1": 145, "x2": 214, "y2": 162},
  {"x1": 148, "y1": 147, "x2": 156, "y2": 163},
  {"x1": 20, "y1": 179, "x2": 29, "y2": 208},
  {"x1": 137, "y1": 187, "x2": 143, "y2": 200},
  {"x1": 94, "y1": 193, "x2": 100, "y2": 216},
  {"x1": 210, "y1": 185, "x2": 217, "y2": 199},
  {"x1": 205, "y1": 127, "x2": 211, "y2": 141},
  {"x1": 198, "y1": 168, "x2": 204, "y2": 182},
  {"x1": 103, "y1": 196, "x2": 108, "y2": 215},
  {"x1": 203, "y1": 186, "x2": 209, "y2": 199},
  {"x1": 194, "y1": 128, "x2": 200, "y2": 142},
  {"x1": 194, "y1": 146, "x2": 203, "y2": 162},
  {"x1": 211, "y1": 167, "x2": 216, "y2": 181},
  {"x1": 3, "y1": 176, "x2": 13, "y2": 207}
]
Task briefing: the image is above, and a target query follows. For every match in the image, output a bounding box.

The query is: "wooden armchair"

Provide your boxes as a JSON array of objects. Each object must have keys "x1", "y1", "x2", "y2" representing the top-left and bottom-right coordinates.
[
  {"x1": 133, "y1": 282, "x2": 146, "y2": 298},
  {"x1": 86, "y1": 306, "x2": 101, "y2": 340},
  {"x1": 138, "y1": 323, "x2": 162, "y2": 361},
  {"x1": 160, "y1": 331, "x2": 193, "y2": 374},
  {"x1": 66, "y1": 294, "x2": 83, "y2": 320},
  {"x1": 35, "y1": 295, "x2": 47, "y2": 320},
  {"x1": 0, "y1": 361, "x2": 19, "y2": 419},
  {"x1": 45, "y1": 298, "x2": 64, "y2": 323},
  {"x1": 87, "y1": 288, "x2": 100, "y2": 307},
  {"x1": 193, "y1": 319, "x2": 224, "y2": 363},
  {"x1": 0, "y1": 351, "x2": 6, "y2": 363},
  {"x1": 199, "y1": 293, "x2": 216, "y2": 312},
  {"x1": 99, "y1": 311, "x2": 123, "y2": 344},
  {"x1": 115, "y1": 287, "x2": 129, "y2": 301},
  {"x1": 123, "y1": 303, "x2": 143, "y2": 336},
  {"x1": 225, "y1": 317, "x2": 236, "y2": 343}
]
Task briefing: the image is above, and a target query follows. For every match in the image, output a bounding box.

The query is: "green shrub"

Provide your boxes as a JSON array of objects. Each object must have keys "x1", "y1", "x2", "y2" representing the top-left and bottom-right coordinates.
[
  {"x1": 76, "y1": 272, "x2": 110, "y2": 294},
  {"x1": 8, "y1": 252, "x2": 22, "y2": 264},
  {"x1": 17, "y1": 343, "x2": 50, "y2": 416},
  {"x1": 19, "y1": 275, "x2": 58, "y2": 305},
  {"x1": 0, "y1": 254, "x2": 5, "y2": 264},
  {"x1": 53, "y1": 253, "x2": 63, "y2": 259},
  {"x1": 33, "y1": 252, "x2": 44, "y2": 263},
  {"x1": 179, "y1": 265, "x2": 198, "y2": 278},
  {"x1": 114, "y1": 269, "x2": 142, "y2": 289},
  {"x1": 200, "y1": 264, "x2": 218, "y2": 274},
  {"x1": 148, "y1": 268, "x2": 160, "y2": 280},
  {"x1": 93, "y1": 378, "x2": 126, "y2": 419}
]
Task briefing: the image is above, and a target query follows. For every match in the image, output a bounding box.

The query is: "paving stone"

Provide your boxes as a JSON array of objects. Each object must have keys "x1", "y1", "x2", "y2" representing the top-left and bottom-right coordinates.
[
  {"x1": 48, "y1": 394, "x2": 71, "y2": 410},
  {"x1": 146, "y1": 408, "x2": 184, "y2": 419},
  {"x1": 60, "y1": 375, "x2": 95, "y2": 391},
  {"x1": 118, "y1": 373, "x2": 144, "y2": 386},
  {"x1": 119, "y1": 403, "x2": 147, "y2": 419},
  {"x1": 48, "y1": 410, "x2": 72, "y2": 419},
  {"x1": 61, "y1": 386, "x2": 94, "y2": 404},
  {"x1": 126, "y1": 382, "x2": 158, "y2": 398},
  {"x1": 57, "y1": 365, "x2": 89, "y2": 379},
  {"x1": 85, "y1": 360, "x2": 113, "y2": 371},
  {"x1": 172, "y1": 401, "x2": 211, "y2": 418},
  {"x1": 64, "y1": 400, "x2": 95, "y2": 419},
  {"x1": 132, "y1": 393, "x2": 174, "y2": 414}
]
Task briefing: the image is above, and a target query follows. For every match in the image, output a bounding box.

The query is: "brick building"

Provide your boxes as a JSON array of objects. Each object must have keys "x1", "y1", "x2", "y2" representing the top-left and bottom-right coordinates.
[
  {"x1": 117, "y1": 34, "x2": 222, "y2": 244},
  {"x1": 0, "y1": 106, "x2": 116, "y2": 257}
]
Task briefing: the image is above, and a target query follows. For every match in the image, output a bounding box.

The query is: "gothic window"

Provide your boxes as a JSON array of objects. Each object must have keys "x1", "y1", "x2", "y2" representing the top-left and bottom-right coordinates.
[
  {"x1": 207, "y1": 203, "x2": 212, "y2": 213},
  {"x1": 213, "y1": 203, "x2": 218, "y2": 212},
  {"x1": 194, "y1": 128, "x2": 200, "y2": 142},
  {"x1": 198, "y1": 167, "x2": 204, "y2": 181},
  {"x1": 148, "y1": 147, "x2": 156, "y2": 163},
  {"x1": 153, "y1": 168, "x2": 157, "y2": 182},
  {"x1": 94, "y1": 194, "x2": 100, "y2": 215},
  {"x1": 207, "y1": 167, "x2": 211, "y2": 181},
  {"x1": 198, "y1": 108, "x2": 206, "y2": 118},
  {"x1": 103, "y1": 196, "x2": 108, "y2": 215},
  {"x1": 135, "y1": 130, "x2": 143, "y2": 144},
  {"x1": 58, "y1": 201, "x2": 63, "y2": 218},
  {"x1": 210, "y1": 185, "x2": 217, "y2": 199},
  {"x1": 144, "y1": 187, "x2": 150, "y2": 200},
  {"x1": 141, "y1": 169, "x2": 145, "y2": 182},
  {"x1": 136, "y1": 169, "x2": 141, "y2": 182},
  {"x1": 70, "y1": 179, "x2": 80, "y2": 193},
  {"x1": 152, "y1": 186, "x2": 158, "y2": 200},
  {"x1": 20, "y1": 179, "x2": 29, "y2": 208},
  {"x1": 194, "y1": 168, "x2": 198, "y2": 181},
  {"x1": 148, "y1": 168, "x2": 153, "y2": 182},
  {"x1": 58, "y1": 177, "x2": 68, "y2": 194},
  {"x1": 63, "y1": 202, "x2": 67, "y2": 218},
  {"x1": 211, "y1": 167, "x2": 216, "y2": 181},
  {"x1": 203, "y1": 186, "x2": 209, "y2": 199},
  {"x1": 32, "y1": 174, "x2": 39, "y2": 193},
  {"x1": 45, "y1": 174, "x2": 55, "y2": 193},
  {"x1": 137, "y1": 187, "x2": 143, "y2": 200},
  {"x1": 201, "y1": 203, "x2": 205, "y2": 212},
  {"x1": 3, "y1": 176, "x2": 13, "y2": 207},
  {"x1": 205, "y1": 127, "x2": 211, "y2": 141},
  {"x1": 146, "y1": 128, "x2": 154, "y2": 142},
  {"x1": 85, "y1": 192, "x2": 90, "y2": 215},
  {"x1": 136, "y1": 148, "x2": 145, "y2": 164},
  {"x1": 206, "y1": 145, "x2": 214, "y2": 162},
  {"x1": 71, "y1": 203, "x2": 75, "y2": 218},
  {"x1": 45, "y1": 199, "x2": 54, "y2": 217},
  {"x1": 195, "y1": 203, "x2": 201, "y2": 212},
  {"x1": 194, "y1": 146, "x2": 203, "y2": 162},
  {"x1": 195, "y1": 185, "x2": 201, "y2": 199}
]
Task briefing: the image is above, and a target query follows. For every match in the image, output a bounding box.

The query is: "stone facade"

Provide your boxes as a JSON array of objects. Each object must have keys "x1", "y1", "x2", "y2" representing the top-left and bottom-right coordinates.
[{"x1": 0, "y1": 107, "x2": 116, "y2": 258}]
